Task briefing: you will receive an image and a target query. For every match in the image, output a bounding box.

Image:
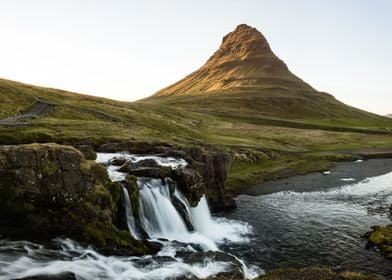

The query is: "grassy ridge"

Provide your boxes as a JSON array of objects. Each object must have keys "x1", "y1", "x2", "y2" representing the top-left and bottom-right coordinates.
[
  {"x1": 146, "y1": 90, "x2": 392, "y2": 129},
  {"x1": 0, "y1": 78, "x2": 391, "y2": 191}
]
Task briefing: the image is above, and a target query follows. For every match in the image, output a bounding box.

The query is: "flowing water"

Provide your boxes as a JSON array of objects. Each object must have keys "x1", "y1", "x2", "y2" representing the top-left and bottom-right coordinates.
[
  {"x1": 224, "y1": 166, "x2": 392, "y2": 279},
  {"x1": 1, "y1": 154, "x2": 392, "y2": 279},
  {"x1": 0, "y1": 153, "x2": 258, "y2": 280}
]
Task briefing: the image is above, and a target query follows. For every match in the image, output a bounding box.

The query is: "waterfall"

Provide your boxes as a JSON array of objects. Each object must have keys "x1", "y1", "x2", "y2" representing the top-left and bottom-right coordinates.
[
  {"x1": 137, "y1": 178, "x2": 218, "y2": 251},
  {"x1": 122, "y1": 187, "x2": 141, "y2": 239},
  {"x1": 0, "y1": 153, "x2": 260, "y2": 280},
  {"x1": 138, "y1": 178, "x2": 189, "y2": 238}
]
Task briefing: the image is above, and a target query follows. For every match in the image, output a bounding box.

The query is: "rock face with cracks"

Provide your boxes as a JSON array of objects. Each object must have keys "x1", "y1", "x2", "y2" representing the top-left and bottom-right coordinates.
[
  {"x1": 98, "y1": 141, "x2": 236, "y2": 211},
  {"x1": 0, "y1": 143, "x2": 154, "y2": 254}
]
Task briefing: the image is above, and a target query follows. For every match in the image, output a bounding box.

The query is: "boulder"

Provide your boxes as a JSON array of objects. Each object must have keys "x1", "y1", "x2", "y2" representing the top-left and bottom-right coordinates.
[
  {"x1": 176, "y1": 251, "x2": 244, "y2": 279},
  {"x1": 109, "y1": 157, "x2": 128, "y2": 166},
  {"x1": 171, "y1": 167, "x2": 206, "y2": 207},
  {"x1": 75, "y1": 144, "x2": 97, "y2": 160},
  {"x1": 14, "y1": 273, "x2": 76, "y2": 280},
  {"x1": 0, "y1": 143, "x2": 154, "y2": 255},
  {"x1": 183, "y1": 147, "x2": 236, "y2": 211},
  {"x1": 118, "y1": 159, "x2": 159, "y2": 172},
  {"x1": 128, "y1": 167, "x2": 172, "y2": 178}
]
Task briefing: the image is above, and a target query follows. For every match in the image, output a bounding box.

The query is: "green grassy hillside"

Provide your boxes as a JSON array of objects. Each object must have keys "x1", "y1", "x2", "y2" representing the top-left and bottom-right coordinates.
[{"x1": 0, "y1": 77, "x2": 391, "y2": 191}]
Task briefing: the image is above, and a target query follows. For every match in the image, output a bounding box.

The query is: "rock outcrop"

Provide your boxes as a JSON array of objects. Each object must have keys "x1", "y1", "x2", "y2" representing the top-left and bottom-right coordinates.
[
  {"x1": 98, "y1": 141, "x2": 236, "y2": 211},
  {"x1": 0, "y1": 143, "x2": 153, "y2": 254},
  {"x1": 366, "y1": 224, "x2": 392, "y2": 260}
]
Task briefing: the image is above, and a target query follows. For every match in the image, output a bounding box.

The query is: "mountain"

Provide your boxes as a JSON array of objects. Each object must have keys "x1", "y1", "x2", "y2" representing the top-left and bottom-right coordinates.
[
  {"x1": 146, "y1": 24, "x2": 390, "y2": 125},
  {"x1": 386, "y1": 114, "x2": 392, "y2": 118},
  {"x1": 154, "y1": 24, "x2": 313, "y2": 96}
]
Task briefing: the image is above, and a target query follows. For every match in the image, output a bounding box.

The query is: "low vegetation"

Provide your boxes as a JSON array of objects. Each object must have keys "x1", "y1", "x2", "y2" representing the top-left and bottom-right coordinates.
[
  {"x1": 0, "y1": 78, "x2": 391, "y2": 191},
  {"x1": 367, "y1": 225, "x2": 392, "y2": 259}
]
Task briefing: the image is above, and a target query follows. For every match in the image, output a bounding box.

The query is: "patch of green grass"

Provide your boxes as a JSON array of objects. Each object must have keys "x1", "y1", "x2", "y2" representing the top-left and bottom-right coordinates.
[{"x1": 0, "y1": 78, "x2": 391, "y2": 191}]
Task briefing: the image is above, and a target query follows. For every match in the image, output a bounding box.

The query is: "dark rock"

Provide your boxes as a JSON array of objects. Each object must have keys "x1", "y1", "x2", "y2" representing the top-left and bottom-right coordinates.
[
  {"x1": 109, "y1": 157, "x2": 127, "y2": 166},
  {"x1": 208, "y1": 194, "x2": 237, "y2": 212},
  {"x1": 171, "y1": 194, "x2": 195, "y2": 231},
  {"x1": 98, "y1": 141, "x2": 236, "y2": 212},
  {"x1": 75, "y1": 144, "x2": 97, "y2": 160},
  {"x1": 184, "y1": 147, "x2": 236, "y2": 211},
  {"x1": 118, "y1": 159, "x2": 159, "y2": 172},
  {"x1": 171, "y1": 167, "x2": 206, "y2": 207},
  {"x1": 0, "y1": 144, "x2": 151, "y2": 254},
  {"x1": 13, "y1": 272, "x2": 76, "y2": 280},
  {"x1": 164, "y1": 177, "x2": 176, "y2": 197},
  {"x1": 128, "y1": 167, "x2": 172, "y2": 178},
  {"x1": 121, "y1": 176, "x2": 149, "y2": 239},
  {"x1": 176, "y1": 251, "x2": 244, "y2": 279}
]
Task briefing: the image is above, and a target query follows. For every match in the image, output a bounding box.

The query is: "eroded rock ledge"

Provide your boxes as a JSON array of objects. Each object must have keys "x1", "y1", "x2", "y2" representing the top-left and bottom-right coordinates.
[
  {"x1": 98, "y1": 141, "x2": 236, "y2": 212},
  {"x1": 0, "y1": 143, "x2": 153, "y2": 254}
]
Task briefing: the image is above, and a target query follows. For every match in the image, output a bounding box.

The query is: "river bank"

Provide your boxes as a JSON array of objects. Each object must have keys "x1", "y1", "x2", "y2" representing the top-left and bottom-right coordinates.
[
  {"x1": 223, "y1": 158, "x2": 392, "y2": 279},
  {"x1": 240, "y1": 158, "x2": 392, "y2": 196}
]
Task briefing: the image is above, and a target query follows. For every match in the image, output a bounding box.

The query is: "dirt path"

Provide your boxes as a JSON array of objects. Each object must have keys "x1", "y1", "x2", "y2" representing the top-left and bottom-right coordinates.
[{"x1": 0, "y1": 100, "x2": 52, "y2": 126}]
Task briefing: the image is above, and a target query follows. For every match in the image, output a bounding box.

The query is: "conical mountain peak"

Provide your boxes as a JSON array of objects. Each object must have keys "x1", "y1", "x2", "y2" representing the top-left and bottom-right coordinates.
[
  {"x1": 153, "y1": 24, "x2": 312, "y2": 97},
  {"x1": 208, "y1": 24, "x2": 273, "y2": 63}
]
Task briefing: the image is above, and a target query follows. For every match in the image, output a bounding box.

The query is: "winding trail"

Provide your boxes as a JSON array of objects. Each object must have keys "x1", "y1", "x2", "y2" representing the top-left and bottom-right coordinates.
[{"x1": 0, "y1": 100, "x2": 52, "y2": 126}]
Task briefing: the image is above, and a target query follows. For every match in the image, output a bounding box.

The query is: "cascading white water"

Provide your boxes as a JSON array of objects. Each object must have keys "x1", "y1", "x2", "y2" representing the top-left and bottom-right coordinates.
[
  {"x1": 138, "y1": 178, "x2": 218, "y2": 251},
  {"x1": 139, "y1": 178, "x2": 188, "y2": 237},
  {"x1": 122, "y1": 187, "x2": 141, "y2": 239},
  {"x1": 0, "y1": 152, "x2": 260, "y2": 279}
]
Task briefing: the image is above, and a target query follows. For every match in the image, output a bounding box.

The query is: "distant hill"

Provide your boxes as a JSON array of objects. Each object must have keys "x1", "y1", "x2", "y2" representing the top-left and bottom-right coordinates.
[
  {"x1": 386, "y1": 114, "x2": 392, "y2": 118},
  {"x1": 146, "y1": 24, "x2": 391, "y2": 127}
]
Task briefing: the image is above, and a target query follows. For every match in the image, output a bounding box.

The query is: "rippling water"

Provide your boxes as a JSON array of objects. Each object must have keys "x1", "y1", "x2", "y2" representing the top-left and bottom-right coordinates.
[
  {"x1": 224, "y1": 169, "x2": 392, "y2": 278},
  {"x1": 1, "y1": 155, "x2": 392, "y2": 279}
]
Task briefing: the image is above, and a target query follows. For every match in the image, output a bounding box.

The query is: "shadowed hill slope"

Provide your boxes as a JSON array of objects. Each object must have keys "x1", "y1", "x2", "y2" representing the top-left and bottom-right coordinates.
[{"x1": 146, "y1": 24, "x2": 391, "y2": 127}]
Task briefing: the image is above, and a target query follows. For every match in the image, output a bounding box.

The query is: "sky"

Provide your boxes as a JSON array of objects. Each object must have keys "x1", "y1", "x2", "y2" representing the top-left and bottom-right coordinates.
[{"x1": 0, "y1": 0, "x2": 391, "y2": 115}]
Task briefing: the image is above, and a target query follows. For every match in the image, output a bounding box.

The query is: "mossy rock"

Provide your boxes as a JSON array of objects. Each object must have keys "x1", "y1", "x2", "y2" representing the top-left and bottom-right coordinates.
[
  {"x1": 125, "y1": 175, "x2": 140, "y2": 217},
  {"x1": 43, "y1": 161, "x2": 59, "y2": 176},
  {"x1": 367, "y1": 224, "x2": 392, "y2": 259},
  {"x1": 0, "y1": 143, "x2": 153, "y2": 254}
]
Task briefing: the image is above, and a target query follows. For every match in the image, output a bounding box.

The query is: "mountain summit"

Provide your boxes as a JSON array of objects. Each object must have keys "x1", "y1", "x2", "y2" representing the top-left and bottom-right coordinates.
[
  {"x1": 147, "y1": 24, "x2": 388, "y2": 122},
  {"x1": 154, "y1": 24, "x2": 312, "y2": 96}
]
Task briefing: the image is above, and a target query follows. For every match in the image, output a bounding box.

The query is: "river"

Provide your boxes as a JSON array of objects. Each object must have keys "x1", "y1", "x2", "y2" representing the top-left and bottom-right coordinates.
[
  {"x1": 1, "y1": 156, "x2": 391, "y2": 279},
  {"x1": 224, "y1": 158, "x2": 392, "y2": 278}
]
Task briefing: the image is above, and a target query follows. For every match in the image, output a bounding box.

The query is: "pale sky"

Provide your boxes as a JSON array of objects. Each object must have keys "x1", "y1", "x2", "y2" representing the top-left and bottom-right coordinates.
[{"x1": 0, "y1": 0, "x2": 391, "y2": 115}]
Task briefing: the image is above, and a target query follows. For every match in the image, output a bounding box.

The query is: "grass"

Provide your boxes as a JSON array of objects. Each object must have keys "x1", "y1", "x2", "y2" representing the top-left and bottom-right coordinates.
[
  {"x1": 0, "y1": 78, "x2": 391, "y2": 191},
  {"x1": 145, "y1": 90, "x2": 392, "y2": 130}
]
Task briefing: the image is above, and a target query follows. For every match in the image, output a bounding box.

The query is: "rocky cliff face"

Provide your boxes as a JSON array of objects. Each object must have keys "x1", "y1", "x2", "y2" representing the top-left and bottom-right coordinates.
[
  {"x1": 98, "y1": 141, "x2": 236, "y2": 211},
  {"x1": 0, "y1": 143, "x2": 153, "y2": 254}
]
